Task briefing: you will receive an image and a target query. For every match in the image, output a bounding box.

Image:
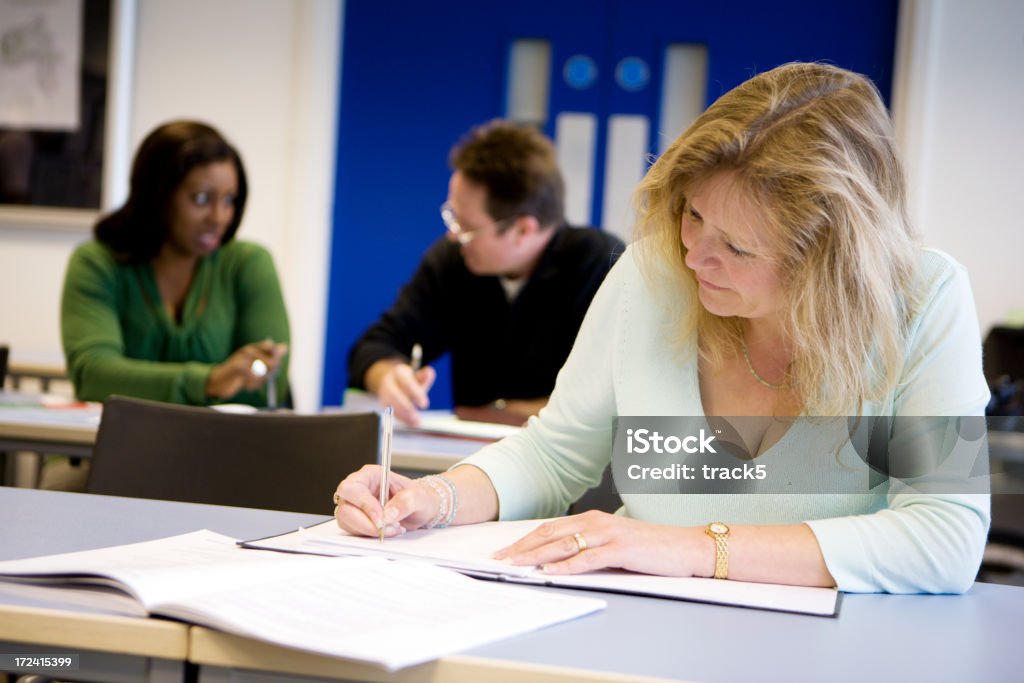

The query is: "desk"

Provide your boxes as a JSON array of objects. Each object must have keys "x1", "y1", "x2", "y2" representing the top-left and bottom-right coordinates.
[
  {"x1": 0, "y1": 487, "x2": 325, "y2": 683},
  {"x1": 1, "y1": 487, "x2": 1023, "y2": 683}
]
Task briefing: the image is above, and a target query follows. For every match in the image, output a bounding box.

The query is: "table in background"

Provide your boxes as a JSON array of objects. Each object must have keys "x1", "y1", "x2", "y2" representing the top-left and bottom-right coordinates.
[
  {"x1": 0, "y1": 393, "x2": 99, "y2": 458},
  {"x1": 1, "y1": 487, "x2": 1023, "y2": 683},
  {"x1": 6, "y1": 351, "x2": 68, "y2": 393},
  {"x1": 0, "y1": 393, "x2": 484, "y2": 485},
  {"x1": 0, "y1": 392, "x2": 100, "y2": 486}
]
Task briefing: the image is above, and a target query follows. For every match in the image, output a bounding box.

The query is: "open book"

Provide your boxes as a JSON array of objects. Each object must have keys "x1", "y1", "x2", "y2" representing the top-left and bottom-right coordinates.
[
  {"x1": 242, "y1": 519, "x2": 841, "y2": 617},
  {"x1": 0, "y1": 530, "x2": 604, "y2": 671}
]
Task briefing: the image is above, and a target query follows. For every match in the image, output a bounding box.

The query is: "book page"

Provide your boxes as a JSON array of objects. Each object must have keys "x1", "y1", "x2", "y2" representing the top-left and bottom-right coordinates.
[
  {"x1": 0, "y1": 530, "x2": 344, "y2": 609},
  {"x1": 0, "y1": 580, "x2": 149, "y2": 617},
  {"x1": 168, "y1": 555, "x2": 603, "y2": 670},
  {"x1": 0, "y1": 530, "x2": 606, "y2": 670}
]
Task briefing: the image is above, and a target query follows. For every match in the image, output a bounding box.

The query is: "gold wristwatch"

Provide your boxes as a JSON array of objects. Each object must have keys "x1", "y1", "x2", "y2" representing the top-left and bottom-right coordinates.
[{"x1": 705, "y1": 522, "x2": 730, "y2": 579}]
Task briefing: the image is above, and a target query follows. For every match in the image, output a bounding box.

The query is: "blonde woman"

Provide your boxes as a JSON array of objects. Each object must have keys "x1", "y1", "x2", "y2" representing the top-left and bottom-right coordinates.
[{"x1": 333, "y1": 63, "x2": 989, "y2": 593}]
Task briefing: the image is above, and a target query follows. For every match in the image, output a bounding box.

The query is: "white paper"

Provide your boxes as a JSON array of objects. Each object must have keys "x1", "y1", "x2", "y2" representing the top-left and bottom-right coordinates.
[
  {"x1": 0, "y1": 0, "x2": 81, "y2": 129},
  {"x1": 169, "y1": 556, "x2": 603, "y2": 670},
  {"x1": 296, "y1": 518, "x2": 540, "y2": 576},
  {"x1": 0, "y1": 580, "x2": 149, "y2": 617},
  {"x1": 0, "y1": 530, "x2": 605, "y2": 670},
  {"x1": 410, "y1": 413, "x2": 521, "y2": 440}
]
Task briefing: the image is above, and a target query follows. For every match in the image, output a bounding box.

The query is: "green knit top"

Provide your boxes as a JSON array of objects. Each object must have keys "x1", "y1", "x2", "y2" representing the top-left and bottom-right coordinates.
[{"x1": 61, "y1": 239, "x2": 290, "y2": 406}]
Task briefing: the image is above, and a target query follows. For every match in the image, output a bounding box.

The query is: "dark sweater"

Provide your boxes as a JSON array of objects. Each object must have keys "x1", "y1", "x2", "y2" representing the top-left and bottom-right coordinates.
[{"x1": 348, "y1": 225, "x2": 624, "y2": 407}]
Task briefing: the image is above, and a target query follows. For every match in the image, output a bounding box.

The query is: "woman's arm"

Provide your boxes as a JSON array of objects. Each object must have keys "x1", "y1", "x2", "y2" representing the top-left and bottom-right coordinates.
[
  {"x1": 807, "y1": 253, "x2": 991, "y2": 593},
  {"x1": 231, "y1": 243, "x2": 291, "y2": 406},
  {"x1": 334, "y1": 247, "x2": 628, "y2": 536}
]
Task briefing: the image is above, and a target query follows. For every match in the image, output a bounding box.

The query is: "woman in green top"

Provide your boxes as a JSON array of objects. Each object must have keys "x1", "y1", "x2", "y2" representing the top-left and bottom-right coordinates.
[{"x1": 61, "y1": 120, "x2": 289, "y2": 407}]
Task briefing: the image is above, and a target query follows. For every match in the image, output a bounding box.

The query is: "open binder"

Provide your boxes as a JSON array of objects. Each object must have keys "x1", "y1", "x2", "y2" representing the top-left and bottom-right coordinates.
[{"x1": 242, "y1": 518, "x2": 841, "y2": 617}]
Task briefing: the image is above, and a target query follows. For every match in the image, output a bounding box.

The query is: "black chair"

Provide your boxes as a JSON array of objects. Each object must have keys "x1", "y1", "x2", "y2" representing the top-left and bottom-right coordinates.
[
  {"x1": 983, "y1": 326, "x2": 1024, "y2": 384},
  {"x1": 87, "y1": 396, "x2": 379, "y2": 514},
  {"x1": 980, "y1": 327, "x2": 1024, "y2": 585},
  {"x1": 0, "y1": 344, "x2": 8, "y2": 388},
  {"x1": 568, "y1": 465, "x2": 622, "y2": 515}
]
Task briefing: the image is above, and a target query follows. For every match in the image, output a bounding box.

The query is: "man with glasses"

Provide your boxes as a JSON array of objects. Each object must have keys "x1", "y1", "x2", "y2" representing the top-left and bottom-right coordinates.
[{"x1": 347, "y1": 120, "x2": 624, "y2": 426}]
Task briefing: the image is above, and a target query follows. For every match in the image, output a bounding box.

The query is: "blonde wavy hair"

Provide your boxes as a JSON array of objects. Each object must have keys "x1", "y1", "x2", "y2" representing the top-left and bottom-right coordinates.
[{"x1": 634, "y1": 62, "x2": 919, "y2": 416}]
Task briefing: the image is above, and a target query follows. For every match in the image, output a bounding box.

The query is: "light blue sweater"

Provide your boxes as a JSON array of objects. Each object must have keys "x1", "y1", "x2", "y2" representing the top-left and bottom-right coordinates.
[{"x1": 463, "y1": 246, "x2": 990, "y2": 593}]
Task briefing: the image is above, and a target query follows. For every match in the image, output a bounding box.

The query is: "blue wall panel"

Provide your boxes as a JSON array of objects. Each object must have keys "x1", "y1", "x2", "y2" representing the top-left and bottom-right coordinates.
[{"x1": 322, "y1": 0, "x2": 899, "y2": 408}]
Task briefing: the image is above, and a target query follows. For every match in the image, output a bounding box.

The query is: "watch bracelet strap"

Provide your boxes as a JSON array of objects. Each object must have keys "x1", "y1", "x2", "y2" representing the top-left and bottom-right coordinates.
[{"x1": 711, "y1": 534, "x2": 729, "y2": 579}]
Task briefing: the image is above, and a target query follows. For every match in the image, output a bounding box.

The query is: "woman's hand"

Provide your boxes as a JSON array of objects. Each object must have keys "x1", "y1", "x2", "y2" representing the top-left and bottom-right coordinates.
[
  {"x1": 333, "y1": 465, "x2": 441, "y2": 537},
  {"x1": 494, "y1": 510, "x2": 712, "y2": 577},
  {"x1": 206, "y1": 339, "x2": 288, "y2": 399}
]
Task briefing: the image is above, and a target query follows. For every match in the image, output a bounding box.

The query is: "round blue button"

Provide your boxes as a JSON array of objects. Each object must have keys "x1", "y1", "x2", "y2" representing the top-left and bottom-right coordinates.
[
  {"x1": 563, "y1": 55, "x2": 598, "y2": 90},
  {"x1": 615, "y1": 57, "x2": 650, "y2": 92}
]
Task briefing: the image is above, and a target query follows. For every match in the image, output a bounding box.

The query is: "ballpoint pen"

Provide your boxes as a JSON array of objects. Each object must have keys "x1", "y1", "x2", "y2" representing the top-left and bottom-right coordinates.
[
  {"x1": 265, "y1": 337, "x2": 278, "y2": 410},
  {"x1": 378, "y1": 405, "x2": 394, "y2": 543},
  {"x1": 410, "y1": 343, "x2": 423, "y2": 373}
]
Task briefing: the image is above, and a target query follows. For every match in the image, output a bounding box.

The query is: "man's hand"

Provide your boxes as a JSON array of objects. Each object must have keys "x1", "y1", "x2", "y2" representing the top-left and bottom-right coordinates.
[{"x1": 365, "y1": 358, "x2": 436, "y2": 426}]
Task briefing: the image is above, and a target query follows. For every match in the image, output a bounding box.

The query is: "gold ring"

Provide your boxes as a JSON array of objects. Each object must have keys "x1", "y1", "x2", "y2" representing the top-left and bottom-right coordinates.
[
  {"x1": 573, "y1": 532, "x2": 588, "y2": 553},
  {"x1": 332, "y1": 492, "x2": 341, "y2": 505}
]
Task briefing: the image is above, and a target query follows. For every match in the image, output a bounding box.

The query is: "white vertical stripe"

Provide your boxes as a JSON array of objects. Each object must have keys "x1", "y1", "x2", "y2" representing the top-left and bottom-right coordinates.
[
  {"x1": 658, "y1": 44, "x2": 707, "y2": 153},
  {"x1": 505, "y1": 40, "x2": 552, "y2": 126},
  {"x1": 555, "y1": 112, "x2": 597, "y2": 226},
  {"x1": 891, "y1": 0, "x2": 939, "y2": 234},
  {"x1": 101, "y1": 0, "x2": 137, "y2": 211},
  {"x1": 281, "y1": 0, "x2": 342, "y2": 412},
  {"x1": 601, "y1": 114, "x2": 649, "y2": 241}
]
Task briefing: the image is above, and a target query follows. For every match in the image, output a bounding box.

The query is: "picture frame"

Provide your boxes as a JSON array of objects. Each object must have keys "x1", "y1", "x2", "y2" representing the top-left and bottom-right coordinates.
[{"x1": 0, "y1": 0, "x2": 135, "y2": 232}]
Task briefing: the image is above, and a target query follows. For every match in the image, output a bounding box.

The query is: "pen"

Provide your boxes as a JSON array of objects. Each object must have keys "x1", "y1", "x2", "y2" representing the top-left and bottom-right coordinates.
[
  {"x1": 410, "y1": 343, "x2": 423, "y2": 373},
  {"x1": 265, "y1": 337, "x2": 278, "y2": 410},
  {"x1": 378, "y1": 405, "x2": 394, "y2": 543}
]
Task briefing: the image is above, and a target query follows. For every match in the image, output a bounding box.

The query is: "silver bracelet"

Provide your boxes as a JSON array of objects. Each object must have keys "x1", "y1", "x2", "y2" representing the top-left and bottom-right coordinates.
[
  {"x1": 420, "y1": 476, "x2": 450, "y2": 529},
  {"x1": 433, "y1": 474, "x2": 459, "y2": 527}
]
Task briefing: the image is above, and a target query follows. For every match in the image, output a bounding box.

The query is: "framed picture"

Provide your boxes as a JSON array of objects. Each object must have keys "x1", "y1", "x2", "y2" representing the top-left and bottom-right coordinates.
[{"x1": 0, "y1": 0, "x2": 135, "y2": 231}]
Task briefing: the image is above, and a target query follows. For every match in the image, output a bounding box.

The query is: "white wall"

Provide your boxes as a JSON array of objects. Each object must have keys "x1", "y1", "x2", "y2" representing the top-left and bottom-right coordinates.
[
  {"x1": 130, "y1": 0, "x2": 341, "y2": 412},
  {"x1": 0, "y1": 0, "x2": 340, "y2": 411},
  {"x1": 895, "y1": 0, "x2": 1024, "y2": 333}
]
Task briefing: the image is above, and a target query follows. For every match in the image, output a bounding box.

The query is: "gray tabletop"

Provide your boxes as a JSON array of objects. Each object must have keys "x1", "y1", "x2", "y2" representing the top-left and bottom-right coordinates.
[{"x1": 2, "y1": 486, "x2": 1022, "y2": 683}]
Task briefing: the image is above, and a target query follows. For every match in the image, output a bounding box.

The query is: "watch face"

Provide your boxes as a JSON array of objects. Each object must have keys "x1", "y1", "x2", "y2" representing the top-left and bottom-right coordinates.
[{"x1": 709, "y1": 522, "x2": 729, "y2": 535}]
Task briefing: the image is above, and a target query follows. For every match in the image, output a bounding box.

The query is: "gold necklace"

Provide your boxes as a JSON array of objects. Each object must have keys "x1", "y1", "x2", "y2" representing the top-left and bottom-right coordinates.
[{"x1": 740, "y1": 337, "x2": 790, "y2": 390}]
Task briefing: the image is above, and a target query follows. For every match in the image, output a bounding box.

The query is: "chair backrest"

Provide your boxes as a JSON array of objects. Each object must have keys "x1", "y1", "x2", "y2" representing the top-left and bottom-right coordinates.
[
  {"x1": 568, "y1": 465, "x2": 621, "y2": 515},
  {"x1": 983, "y1": 326, "x2": 1024, "y2": 383},
  {"x1": 87, "y1": 395, "x2": 379, "y2": 514},
  {"x1": 0, "y1": 345, "x2": 8, "y2": 389}
]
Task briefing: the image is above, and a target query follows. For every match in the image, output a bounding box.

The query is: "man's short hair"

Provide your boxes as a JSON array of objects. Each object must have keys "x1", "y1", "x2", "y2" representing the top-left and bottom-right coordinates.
[{"x1": 449, "y1": 120, "x2": 565, "y2": 231}]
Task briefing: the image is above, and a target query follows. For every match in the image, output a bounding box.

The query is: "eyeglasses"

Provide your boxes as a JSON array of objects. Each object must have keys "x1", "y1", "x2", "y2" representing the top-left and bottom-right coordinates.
[{"x1": 440, "y1": 202, "x2": 517, "y2": 245}]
